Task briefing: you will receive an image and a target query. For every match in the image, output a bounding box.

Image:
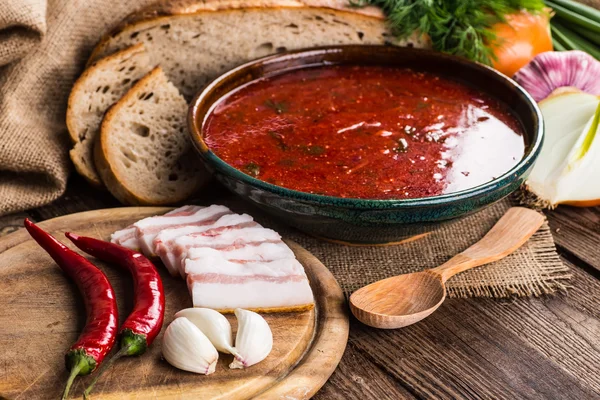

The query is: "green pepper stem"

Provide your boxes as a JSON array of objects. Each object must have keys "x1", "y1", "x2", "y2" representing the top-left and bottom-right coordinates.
[
  {"x1": 83, "y1": 345, "x2": 131, "y2": 399},
  {"x1": 62, "y1": 358, "x2": 85, "y2": 400}
]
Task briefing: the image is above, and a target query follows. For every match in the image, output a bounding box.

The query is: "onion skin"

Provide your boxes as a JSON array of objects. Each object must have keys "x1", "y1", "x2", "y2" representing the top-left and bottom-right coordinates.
[
  {"x1": 514, "y1": 50, "x2": 600, "y2": 101},
  {"x1": 562, "y1": 199, "x2": 600, "y2": 207}
]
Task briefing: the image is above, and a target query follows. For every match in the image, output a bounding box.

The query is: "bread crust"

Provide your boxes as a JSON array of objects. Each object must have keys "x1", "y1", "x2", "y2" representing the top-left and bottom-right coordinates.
[
  {"x1": 67, "y1": 43, "x2": 147, "y2": 187},
  {"x1": 102, "y1": 0, "x2": 384, "y2": 39}
]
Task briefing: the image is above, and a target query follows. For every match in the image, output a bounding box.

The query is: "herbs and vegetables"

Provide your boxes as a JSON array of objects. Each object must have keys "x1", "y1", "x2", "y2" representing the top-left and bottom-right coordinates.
[
  {"x1": 513, "y1": 50, "x2": 600, "y2": 101},
  {"x1": 23, "y1": 220, "x2": 119, "y2": 400},
  {"x1": 520, "y1": 89, "x2": 600, "y2": 208},
  {"x1": 546, "y1": 0, "x2": 600, "y2": 58},
  {"x1": 162, "y1": 308, "x2": 273, "y2": 374},
  {"x1": 64, "y1": 233, "x2": 165, "y2": 398},
  {"x1": 351, "y1": 0, "x2": 551, "y2": 75}
]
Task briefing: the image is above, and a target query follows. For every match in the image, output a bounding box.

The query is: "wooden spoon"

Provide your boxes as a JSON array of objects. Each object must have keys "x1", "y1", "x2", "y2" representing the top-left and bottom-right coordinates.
[{"x1": 349, "y1": 207, "x2": 545, "y2": 329}]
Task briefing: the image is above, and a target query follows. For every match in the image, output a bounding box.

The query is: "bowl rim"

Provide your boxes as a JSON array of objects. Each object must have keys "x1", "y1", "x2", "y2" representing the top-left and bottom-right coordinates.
[{"x1": 188, "y1": 45, "x2": 544, "y2": 209}]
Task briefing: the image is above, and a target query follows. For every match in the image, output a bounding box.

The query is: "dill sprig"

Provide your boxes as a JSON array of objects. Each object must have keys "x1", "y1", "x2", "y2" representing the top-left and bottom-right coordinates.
[{"x1": 351, "y1": 0, "x2": 546, "y2": 64}]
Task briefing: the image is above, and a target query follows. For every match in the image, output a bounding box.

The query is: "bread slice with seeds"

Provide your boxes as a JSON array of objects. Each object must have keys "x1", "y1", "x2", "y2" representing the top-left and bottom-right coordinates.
[
  {"x1": 95, "y1": 67, "x2": 208, "y2": 205},
  {"x1": 67, "y1": 44, "x2": 153, "y2": 187}
]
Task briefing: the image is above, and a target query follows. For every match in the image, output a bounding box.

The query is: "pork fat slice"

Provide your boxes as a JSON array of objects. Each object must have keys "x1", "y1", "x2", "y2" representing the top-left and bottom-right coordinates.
[
  {"x1": 134, "y1": 205, "x2": 231, "y2": 256},
  {"x1": 188, "y1": 275, "x2": 314, "y2": 311},
  {"x1": 110, "y1": 226, "x2": 139, "y2": 250},
  {"x1": 110, "y1": 206, "x2": 191, "y2": 250},
  {"x1": 171, "y1": 226, "x2": 282, "y2": 277},
  {"x1": 155, "y1": 213, "x2": 255, "y2": 277},
  {"x1": 185, "y1": 258, "x2": 305, "y2": 277}
]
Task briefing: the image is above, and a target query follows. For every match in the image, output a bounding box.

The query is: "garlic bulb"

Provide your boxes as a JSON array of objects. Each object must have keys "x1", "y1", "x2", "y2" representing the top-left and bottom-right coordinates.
[
  {"x1": 513, "y1": 51, "x2": 600, "y2": 102},
  {"x1": 175, "y1": 308, "x2": 236, "y2": 354},
  {"x1": 230, "y1": 308, "x2": 273, "y2": 369},
  {"x1": 521, "y1": 89, "x2": 600, "y2": 208},
  {"x1": 162, "y1": 317, "x2": 218, "y2": 375}
]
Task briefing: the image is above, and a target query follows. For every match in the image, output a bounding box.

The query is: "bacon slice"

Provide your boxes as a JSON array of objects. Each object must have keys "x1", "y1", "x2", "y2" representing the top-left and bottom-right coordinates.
[
  {"x1": 133, "y1": 204, "x2": 231, "y2": 256},
  {"x1": 111, "y1": 226, "x2": 139, "y2": 250},
  {"x1": 171, "y1": 226, "x2": 282, "y2": 277},
  {"x1": 186, "y1": 242, "x2": 294, "y2": 262},
  {"x1": 187, "y1": 273, "x2": 314, "y2": 311},
  {"x1": 154, "y1": 213, "x2": 255, "y2": 277},
  {"x1": 110, "y1": 206, "x2": 190, "y2": 250},
  {"x1": 185, "y1": 257, "x2": 305, "y2": 276}
]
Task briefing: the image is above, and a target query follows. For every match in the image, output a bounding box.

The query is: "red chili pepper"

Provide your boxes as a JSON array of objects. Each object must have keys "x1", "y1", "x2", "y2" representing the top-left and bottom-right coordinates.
[
  {"x1": 65, "y1": 233, "x2": 165, "y2": 397},
  {"x1": 24, "y1": 219, "x2": 118, "y2": 400}
]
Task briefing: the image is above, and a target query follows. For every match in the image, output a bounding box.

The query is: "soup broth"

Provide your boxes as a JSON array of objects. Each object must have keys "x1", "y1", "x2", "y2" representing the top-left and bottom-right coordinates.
[{"x1": 203, "y1": 65, "x2": 525, "y2": 199}]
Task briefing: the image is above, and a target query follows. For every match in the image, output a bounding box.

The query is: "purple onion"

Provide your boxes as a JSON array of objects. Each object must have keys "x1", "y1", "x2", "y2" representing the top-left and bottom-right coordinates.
[{"x1": 513, "y1": 51, "x2": 600, "y2": 102}]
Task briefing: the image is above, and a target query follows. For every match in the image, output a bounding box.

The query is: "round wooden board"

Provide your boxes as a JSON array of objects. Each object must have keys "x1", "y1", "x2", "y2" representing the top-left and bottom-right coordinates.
[{"x1": 0, "y1": 207, "x2": 349, "y2": 399}]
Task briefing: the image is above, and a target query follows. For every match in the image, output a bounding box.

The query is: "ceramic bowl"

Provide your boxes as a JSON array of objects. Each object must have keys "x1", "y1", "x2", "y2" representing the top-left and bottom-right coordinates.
[{"x1": 188, "y1": 45, "x2": 543, "y2": 244}]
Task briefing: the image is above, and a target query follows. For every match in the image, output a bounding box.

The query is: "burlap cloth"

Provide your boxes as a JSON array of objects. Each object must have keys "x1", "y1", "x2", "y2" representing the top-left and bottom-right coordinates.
[
  {"x1": 0, "y1": 0, "x2": 572, "y2": 297},
  {"x1": 0, "y1": 0, "x2": 159, "y2": 216}
]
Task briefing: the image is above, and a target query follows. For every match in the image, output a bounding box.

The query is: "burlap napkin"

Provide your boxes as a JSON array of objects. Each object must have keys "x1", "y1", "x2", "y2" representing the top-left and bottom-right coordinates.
[{"x1": 0, "y1": 0, "x2": 157, "y2": 216}]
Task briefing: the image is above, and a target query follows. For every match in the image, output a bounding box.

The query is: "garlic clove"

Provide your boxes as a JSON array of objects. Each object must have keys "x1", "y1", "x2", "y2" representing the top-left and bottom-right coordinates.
[
  {"x1": 162, "y1": 317, "x2": 218, "y2": 375},
  {"x1": 175, "y1": 308, "x2": 236, "y2": 354},
  {"x1": 514, "y1": 51, "x2": 600, "y2": 102},
  {"x1": 230, "y1": 308, "x2": 273, "y2": 369}
]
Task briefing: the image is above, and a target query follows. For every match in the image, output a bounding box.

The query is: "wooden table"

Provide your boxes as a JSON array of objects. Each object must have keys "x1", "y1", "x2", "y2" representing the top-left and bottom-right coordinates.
[{"x1": 2, "y1": 176, "x2": 599, "y2": 399}]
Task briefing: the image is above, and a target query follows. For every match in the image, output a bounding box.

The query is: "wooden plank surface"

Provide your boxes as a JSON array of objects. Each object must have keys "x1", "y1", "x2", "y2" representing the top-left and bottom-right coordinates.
[
  {"x1": 546, "y1": 206, "x2": 600, "y2": 273},
  {"x1": 1, "y1": 177, "x2": 600, "y2": 399}
]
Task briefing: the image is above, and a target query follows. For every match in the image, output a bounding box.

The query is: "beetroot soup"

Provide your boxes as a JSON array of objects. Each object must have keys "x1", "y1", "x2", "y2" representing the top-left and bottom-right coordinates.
[{"x1": 203, "y1": 65, "x2": 525, "y2": 199}]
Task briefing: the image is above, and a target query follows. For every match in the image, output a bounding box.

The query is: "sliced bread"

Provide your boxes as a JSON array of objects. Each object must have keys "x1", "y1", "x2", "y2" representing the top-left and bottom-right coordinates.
[
  {"x1": 89, "y1": 6, "x2": 428, "y2": 100},
  {"x1": 67, "y1": 44, "x2": 153, "y2": 187},
  {"x1": 95, "y1": 67, "x2": 208, "y2": 205}
]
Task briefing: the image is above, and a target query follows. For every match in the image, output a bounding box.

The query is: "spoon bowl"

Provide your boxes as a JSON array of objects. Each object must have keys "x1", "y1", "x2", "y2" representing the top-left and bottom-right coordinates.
[
  {"x1": 349, "y1": 207, "x2": 545, "y2": 329},
  {"x1": 350, "y1": 271, "x2": 447, "y2": 329}
]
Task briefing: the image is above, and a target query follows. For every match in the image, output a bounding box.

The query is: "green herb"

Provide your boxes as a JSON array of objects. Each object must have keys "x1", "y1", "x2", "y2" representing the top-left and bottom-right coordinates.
[
  {"x1": 546, "y1": 0, "x2": 600, "y2": 34},
  {"x1": 544, "y1": 0, "x2": 600, "y2": 58},
  {"x1": 268, "y1": 130, "x2": 289, "y2": 151},
  {"x1": 301, "y1": 145, "x2": 326, "y2": 155},
  {"x1": 244, "y1": 162, "x2": 261, "y2": 177},
  {"x1": 552, "y1": 21, "x2": 600, "y2": 59},
  {"x1": 264, "y1": 99, "x2": 289, "y2": 114},
  {"x1": 350, "y1": 0, "x2": 546, "y2": 65}
]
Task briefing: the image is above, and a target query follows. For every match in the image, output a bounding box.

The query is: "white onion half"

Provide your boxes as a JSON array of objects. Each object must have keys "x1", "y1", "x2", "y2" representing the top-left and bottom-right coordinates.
[{"x1": 523, "y1": 89, "x2": 600, "y2": 208}]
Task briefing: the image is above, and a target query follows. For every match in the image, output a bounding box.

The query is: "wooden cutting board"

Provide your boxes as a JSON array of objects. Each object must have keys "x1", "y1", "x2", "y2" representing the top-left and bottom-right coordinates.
[{"x1": 0, "y1": 207, "x2": 349, "y2": 399}]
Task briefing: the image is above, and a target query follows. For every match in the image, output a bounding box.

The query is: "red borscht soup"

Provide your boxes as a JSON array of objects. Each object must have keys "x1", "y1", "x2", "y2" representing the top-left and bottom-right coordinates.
[{"x1": 203, "y1": 65, "x2": 525, "y2": 199}]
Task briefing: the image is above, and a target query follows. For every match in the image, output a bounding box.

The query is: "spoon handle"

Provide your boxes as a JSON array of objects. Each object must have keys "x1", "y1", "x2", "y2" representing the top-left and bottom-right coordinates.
[{"x1": 431, "y1": 207, "x2": 545, "y2": 282}]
